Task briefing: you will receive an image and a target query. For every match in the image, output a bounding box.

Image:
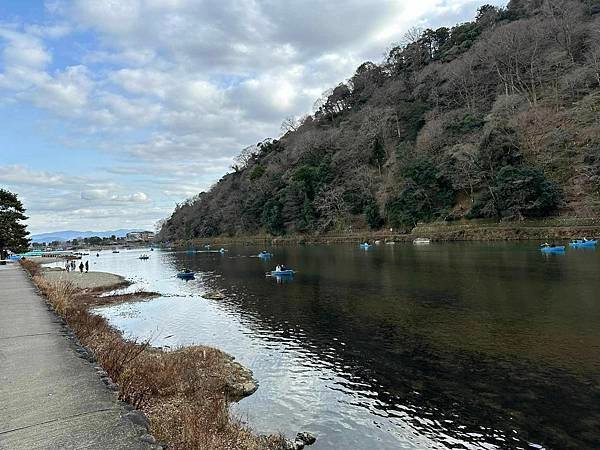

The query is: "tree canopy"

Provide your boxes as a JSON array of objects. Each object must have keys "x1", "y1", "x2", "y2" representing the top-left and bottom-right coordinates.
[{"x1": 0, "y1": 189, "x2": 30, "y2": 258}]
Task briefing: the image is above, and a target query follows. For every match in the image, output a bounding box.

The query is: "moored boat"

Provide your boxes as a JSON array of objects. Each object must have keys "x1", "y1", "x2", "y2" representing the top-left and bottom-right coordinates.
[
  {"x1": 413, "y1": 238, "x2": 431, "y2": 245},
  {"x1": 569, "y1": 238, "x2": 597, "y2": 248}
]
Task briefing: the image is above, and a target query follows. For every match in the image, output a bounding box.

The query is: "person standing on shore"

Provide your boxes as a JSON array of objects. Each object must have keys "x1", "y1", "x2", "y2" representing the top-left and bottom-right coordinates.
[
  {"x1": 65, "y1": 261, "x2": 69, "y2": 272},
  {"x1": 85, "y1": 261, "x2": 89, "y2": 273},
  {"x1": 79, "y1": 262, "x2": 84, "y2": 273}
]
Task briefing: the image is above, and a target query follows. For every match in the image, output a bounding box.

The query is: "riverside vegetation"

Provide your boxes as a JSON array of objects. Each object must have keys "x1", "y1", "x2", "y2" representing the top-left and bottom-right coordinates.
[
  {"x1": 159, "y1": 0, "x2": 600, "y2": 243},
  {"x1": 19, "y1": 259, "x2": 304, "y2": 450}
]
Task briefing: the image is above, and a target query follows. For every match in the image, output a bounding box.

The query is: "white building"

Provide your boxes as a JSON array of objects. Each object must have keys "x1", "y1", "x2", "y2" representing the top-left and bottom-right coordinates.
[{"x1": 126, "y1": 231, "x2": 155, "y2": 242}]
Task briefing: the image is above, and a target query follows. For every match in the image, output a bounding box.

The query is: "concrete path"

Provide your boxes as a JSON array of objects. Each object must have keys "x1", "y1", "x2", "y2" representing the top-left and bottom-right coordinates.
[{"x1": 0, "y1": 264, "x2": 152, "y2": 450}]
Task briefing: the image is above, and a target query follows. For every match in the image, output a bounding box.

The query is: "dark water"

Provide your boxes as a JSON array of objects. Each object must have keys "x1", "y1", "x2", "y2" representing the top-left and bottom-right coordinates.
[{"x1": 86, "y1": 243, "x2": 600, "y2": 449}]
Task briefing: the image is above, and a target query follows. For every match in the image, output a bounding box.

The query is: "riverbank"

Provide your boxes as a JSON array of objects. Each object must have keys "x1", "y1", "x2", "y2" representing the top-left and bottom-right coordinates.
[
  {"x1": 0, "y1": 263, "x2": 156, "y2": 449},
  {"x1": 162, "y1": 218, "x2": 600, "y2": 248},
  {"x1": 19, "y1": 260, "x2": 311, "y2": 450}
]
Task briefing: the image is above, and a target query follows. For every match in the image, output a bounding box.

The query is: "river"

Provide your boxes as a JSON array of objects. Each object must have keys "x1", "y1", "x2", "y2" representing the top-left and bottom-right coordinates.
[{"x1": 83, "y1": 243, "x2": 599, "y2": 449}]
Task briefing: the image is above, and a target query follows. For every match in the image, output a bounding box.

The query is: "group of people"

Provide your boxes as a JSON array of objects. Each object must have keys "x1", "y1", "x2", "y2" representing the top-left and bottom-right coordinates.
[
  {"x1": 275, "y1": 264, "x2": 287, "y2": 271},
  {"x1": 64, "y1": 259, "x2": 89, "y2": 273}
]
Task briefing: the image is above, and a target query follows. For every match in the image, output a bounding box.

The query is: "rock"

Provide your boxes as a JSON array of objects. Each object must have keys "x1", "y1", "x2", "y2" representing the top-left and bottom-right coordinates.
[
  {"x1": 242, "y1": 381, "x2": 258, "y2": 395},
  {"x1": 97, "y1": 370, "x2": 109, "y2": 378},
  {"x1": 282, "y1": 439, "x2": 297, "y2": 450},
  {"x1": 124, "y1": 410, "x2": 150, "y2": 430},
  {"x1": 140, "y1": 434, "x2": 156, "y2": 444},
  {"x1": 295, "y1": 432, "x2": 316, "y2": 446},
  {"x1": 204, "y1": 290, "x2": 225, "y2": 300}
]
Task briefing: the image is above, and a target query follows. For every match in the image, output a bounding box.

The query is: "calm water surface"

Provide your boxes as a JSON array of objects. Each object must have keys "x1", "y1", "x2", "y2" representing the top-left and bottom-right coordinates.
[{"x1": 86, "y1": 243, "x2": 600, "y2": 449}]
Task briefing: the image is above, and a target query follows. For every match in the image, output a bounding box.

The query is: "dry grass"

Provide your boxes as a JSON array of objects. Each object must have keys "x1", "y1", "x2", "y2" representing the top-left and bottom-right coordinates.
[{"x1": 22, "y1": 261, "x2": 287, "y2": 450}]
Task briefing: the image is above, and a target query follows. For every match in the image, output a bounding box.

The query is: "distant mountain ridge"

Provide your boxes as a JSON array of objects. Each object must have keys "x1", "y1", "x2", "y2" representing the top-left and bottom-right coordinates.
[{"x1": 30, "y1": 229, "x2": 144, "y2": 243}]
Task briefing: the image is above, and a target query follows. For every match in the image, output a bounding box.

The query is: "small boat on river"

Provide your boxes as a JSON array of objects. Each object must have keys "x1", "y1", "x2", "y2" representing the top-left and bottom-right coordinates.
[
  {"x1": 540, "y1": 244, "x2": 565, "y2": 254},
  {"x1": 413, "y1": 238, "x2": 431, "y2": 245},
  {"x1": 360, "y1": 242, "x2": 371, "y2": 249},
  {"x1": 177, "y1": 269, "x2": 195, "y2": 280},
  {"x1": 569, "y1": 238, "x2": 597, "y2": 248},
  {"x1": 139, "y1": 254, "x2": 150, "y2": 260},
  {"x1": 112, "y1": 250, "x2": 120, "y2": 253},
  {"x1": 258, "y1": 251, "x2": 273, "y2": 259},
  {"x1": 269, "y1": 269, "x2": 295, "y2": 277}
]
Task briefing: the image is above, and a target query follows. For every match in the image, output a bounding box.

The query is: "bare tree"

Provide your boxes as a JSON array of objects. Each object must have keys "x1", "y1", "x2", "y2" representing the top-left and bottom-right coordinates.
[
  {"x1": 480, "y1": 19, "x2": 550, "y2": 106},
  {"x1": 280, "y1": 115, "x2": 309, "y2": 134},
  {"x1": 231, "y1": 144, "x2": 258, "y2": 171}
]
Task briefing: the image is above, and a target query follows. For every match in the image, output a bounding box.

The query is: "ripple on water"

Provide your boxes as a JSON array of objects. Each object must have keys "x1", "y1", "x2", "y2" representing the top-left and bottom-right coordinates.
[{"x1": 91, "y1": 246, "x2": 600, "y2": 450}]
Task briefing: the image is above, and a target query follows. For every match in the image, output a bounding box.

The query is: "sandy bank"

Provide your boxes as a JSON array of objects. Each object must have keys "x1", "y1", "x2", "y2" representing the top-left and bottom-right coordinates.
[{"x1": 40, "y1": 269, "x2": 128, "y2": 291}]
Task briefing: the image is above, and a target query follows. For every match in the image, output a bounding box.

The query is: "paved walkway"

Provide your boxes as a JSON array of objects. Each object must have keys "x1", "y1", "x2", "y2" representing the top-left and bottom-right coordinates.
[{"x1": 0, "y1": 264, "x2": 151, "y2": 449}]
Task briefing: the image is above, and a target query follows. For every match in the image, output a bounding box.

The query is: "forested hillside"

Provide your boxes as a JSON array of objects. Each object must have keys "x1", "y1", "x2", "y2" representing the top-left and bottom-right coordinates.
[{"x1": 159, "y1": 0, "x2": 600, "y2": 241}]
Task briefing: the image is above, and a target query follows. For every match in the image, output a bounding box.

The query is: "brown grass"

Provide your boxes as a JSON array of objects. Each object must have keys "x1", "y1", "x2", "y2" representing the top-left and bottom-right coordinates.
[{"x1": 23, "y1": 261, "x2": 286, "y2": 450}]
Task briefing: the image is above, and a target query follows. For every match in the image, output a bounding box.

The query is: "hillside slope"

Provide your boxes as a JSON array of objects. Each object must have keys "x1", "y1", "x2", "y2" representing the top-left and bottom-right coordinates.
[{"x1": 160, "y1": 0, "x2": 600, "y2": 241}]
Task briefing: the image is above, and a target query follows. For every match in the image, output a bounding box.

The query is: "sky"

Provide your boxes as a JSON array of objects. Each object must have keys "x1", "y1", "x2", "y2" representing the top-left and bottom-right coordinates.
[{"x1": 0, "y1": 0, "x2": 506, "y2": 235}]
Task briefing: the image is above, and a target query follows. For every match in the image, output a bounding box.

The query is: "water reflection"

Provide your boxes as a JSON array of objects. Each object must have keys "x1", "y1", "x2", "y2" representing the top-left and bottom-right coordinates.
[{"x1": 90, "y1": 244, "x2": 600, "y2": 449}]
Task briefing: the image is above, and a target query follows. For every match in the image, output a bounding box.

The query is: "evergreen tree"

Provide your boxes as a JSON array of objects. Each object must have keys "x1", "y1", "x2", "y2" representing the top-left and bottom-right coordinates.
[
  {"x1": 371, "y1": 136, "x2": 386, "y2": 175},
  {"x1": 0, "y1": 189, "x2": 30, "y2": 259}
]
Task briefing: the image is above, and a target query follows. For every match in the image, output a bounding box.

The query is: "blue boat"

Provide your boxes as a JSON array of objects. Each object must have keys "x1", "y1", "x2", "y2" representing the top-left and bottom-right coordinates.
[
  {"x1": 258, "y1": 251, "x2": 273, "y2": 259},
  {"x1": 569, "y1": 239, "x2": 597, "y2": 249},
  {"x1": 270, "y1": 269, "x2": 294, "y2": 277},
  {"x1": 540, "y1": 244, "x2": 565, "y2": 254},
  {"x1": 177, "y1": 270, "x2": 195, "y2": 280},
  {"x1": 359, "y1": 242, "x2": 371, "y2": 249}
]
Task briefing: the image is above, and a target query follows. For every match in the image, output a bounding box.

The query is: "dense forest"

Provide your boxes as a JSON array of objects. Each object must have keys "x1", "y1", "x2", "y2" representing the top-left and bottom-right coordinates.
[{"x1": 159, "y1": 0, "x2": 600, "y2": 241}]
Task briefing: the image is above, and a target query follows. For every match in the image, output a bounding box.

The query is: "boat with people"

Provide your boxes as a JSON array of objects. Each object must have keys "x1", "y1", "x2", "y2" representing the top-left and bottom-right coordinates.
[
  {"x1": 139, "y1": 254, "x2": 150, "y2": 260},
  {"x1": 569, "y1": 238, "x2": 597, "y2": 248},
  {"x1": 413, "y1": 238, "x2": 431, "y2": 245},
  {"x1": 540, "y1": 243, "x2": 565, "y2": 254},
  {"x1": 176, "y1": 269, "x2": 195, "y2": 280},
  {"x1": 360, "y1": 242, "x2": 371, "y2": 249},
  {"x1": 269, "y1": 264, "x2": 294, "y2": 277},
  {"x1": 112, "y1": 250, "x2": 120, "y2": 253},
  {"x1": 270, "y1": 269, "x2": 295, "y2": 277},
  {"x1": 258, "y1": 251, "x2": 273, "y2": 259}
]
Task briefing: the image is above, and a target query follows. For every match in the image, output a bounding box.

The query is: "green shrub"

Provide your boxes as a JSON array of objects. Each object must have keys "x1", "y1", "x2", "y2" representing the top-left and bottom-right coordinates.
[
  {"x1": 365, "y1": 202, "x2": 383, "y2": 229},
  {"x1": 386, "y1": 160, "x2": 454, "y2": 227},
  {"x1": 469, "y1": 166, "x2": 562, "y2": 219}
]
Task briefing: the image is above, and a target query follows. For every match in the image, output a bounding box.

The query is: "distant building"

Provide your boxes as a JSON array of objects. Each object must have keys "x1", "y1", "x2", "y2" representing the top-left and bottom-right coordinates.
[{"x1": 126, "y1": 231, "x2": 155, "y2": 242}]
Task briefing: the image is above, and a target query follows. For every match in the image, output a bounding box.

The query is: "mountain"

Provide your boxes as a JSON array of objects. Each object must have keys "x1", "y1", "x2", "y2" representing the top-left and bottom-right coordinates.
[
  {"x1": 159, "y1": 0, "x2": 600, "y2": 242},
  {"x1": 30, "y1": 229, "x2": 144, "y2": 243}
]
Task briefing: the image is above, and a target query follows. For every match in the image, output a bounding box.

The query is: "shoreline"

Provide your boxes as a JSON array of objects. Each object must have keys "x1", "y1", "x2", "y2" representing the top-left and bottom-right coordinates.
[
  {"x1": 162, "y1": 219, "x2": 600, "y2": 248},
  {"x1": 20, "y1": 260, "x2": 313, "y2": 450}
]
